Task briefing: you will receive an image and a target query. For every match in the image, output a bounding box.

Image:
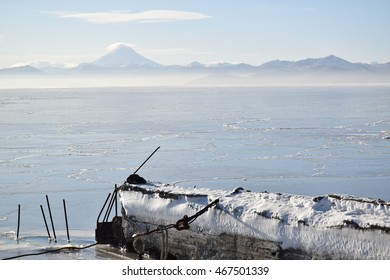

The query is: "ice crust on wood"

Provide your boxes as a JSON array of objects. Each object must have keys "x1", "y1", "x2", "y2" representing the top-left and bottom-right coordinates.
[{"x1": 119, "y1": 182, "x2": 390, "y2": 259}]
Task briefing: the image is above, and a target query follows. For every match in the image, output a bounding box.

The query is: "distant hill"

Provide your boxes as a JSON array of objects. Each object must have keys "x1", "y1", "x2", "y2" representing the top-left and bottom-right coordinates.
[
  {"x1": 256, "y1": 55, "x2": 388, "y2": 74},
  {"x1": 0, "y1": 65, "x2": 43, "y2": 75},
  {"x1": 1, "y1": 45, "x2": 389, "y2": 86}
]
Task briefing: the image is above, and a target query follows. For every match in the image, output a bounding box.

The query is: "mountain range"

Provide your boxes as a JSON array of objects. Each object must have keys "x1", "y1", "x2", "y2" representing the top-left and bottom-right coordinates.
[{"x1": 1, "y1": 44, "x2": 389, "y2": 85}]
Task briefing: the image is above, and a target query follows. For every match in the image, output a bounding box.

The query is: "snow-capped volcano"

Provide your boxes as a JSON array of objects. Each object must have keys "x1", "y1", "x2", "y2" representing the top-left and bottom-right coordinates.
[{"x1": 92, "y1": 43, "x2": 162, "y2": 68}]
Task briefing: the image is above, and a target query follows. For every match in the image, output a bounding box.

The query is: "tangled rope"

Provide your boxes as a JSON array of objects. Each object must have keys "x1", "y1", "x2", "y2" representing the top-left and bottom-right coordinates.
[
  {"x1": 130, "y1": 198, "x2": 220, "y2": 259},
  {"x1": 131, "y1": 198, "x2": 220, "y2": 239},
  {"x1": 157, "y1": 225, "x2": 169, "y2": 260}
]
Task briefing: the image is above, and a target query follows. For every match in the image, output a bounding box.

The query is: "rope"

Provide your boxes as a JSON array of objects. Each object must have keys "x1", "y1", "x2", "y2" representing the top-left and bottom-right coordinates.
[
  {"x1": 131, "y1": 198, "x2": 220, "y2": 239},
  {"x1": 157, "y1": 225, "x2": 168, "y2": 260},
  {"x1": 3, "y1": 198, "x2": 220, "y2": 260},
  {"x1": 1, "y1": 242, "x2": 98, "y2": 260},
  {"x1": 128, "y1": 198, "x2": 219, "y2": 260}
]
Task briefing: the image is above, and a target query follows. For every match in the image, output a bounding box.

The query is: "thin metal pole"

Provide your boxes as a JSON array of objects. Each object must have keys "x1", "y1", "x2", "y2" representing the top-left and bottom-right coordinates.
[
  {"x1": 63, "y1": 199, "x2": 70, "y2": 243},
  {"x1": 97, "y1": 193, "x2": 111, "y2": 224},
  {"x1": 40, "y1": 205, "x2": 51, "y2": 240},
  {"x1": 102, "y1": 193, "x2": 113, "y2": 222},
  {"x1": 46, "y1": 195, "x2": 57, "y2": 242},
  {"x1": 16, "y1": 204, "x2": 20, "y2": 241},
  {"x1": 103, "y1": 190, "x2": 116, "y2": 222},
  {"x1": 115, "y1": 184, "x2": 118, "y2": 217},
  {"x1": 133, "y1": 146, "x2": 160, "y2": 174}
]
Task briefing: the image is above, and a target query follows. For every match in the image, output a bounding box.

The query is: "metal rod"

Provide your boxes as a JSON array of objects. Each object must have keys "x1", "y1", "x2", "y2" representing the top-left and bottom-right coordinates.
[
  {"x1": 102, "y1": 193, "x2": 114, "y2": 222},
  {"x1": 97, "y1": 193, "x2": 111, "y2": 224},
  {"x1": 46, "y1": 195, "x2": 57, "y2": 242},
  {"x1": 63, "y1": 199, "x2": 70, "y2": 243},
  {"x1": 40, "y1": 205, "x2": 51, "y2": 240},
  {"x1": 103, "y1": 189, "x2": 117, "y2": 222},
  {"x1": 115, "y1": 184, "x2": 118, "y2": 217},
  {"x1": 133, "y1": 146, "x2": 160, "y2": 175},
  {"x1": 105, "y1": 192, "x2": 116, "y2": 222},
  {"x1": 16, "y1": 204, "x2": 20, "y2": 240}
]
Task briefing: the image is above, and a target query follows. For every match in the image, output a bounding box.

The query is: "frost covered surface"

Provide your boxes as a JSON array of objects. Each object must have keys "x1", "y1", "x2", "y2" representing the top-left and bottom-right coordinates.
[
  {"x1": 120, "y1": 182, "x2": 390, "y2": 259},
  {"x1": 1, "y1": 87, "x2": 389, "y2": 259}
]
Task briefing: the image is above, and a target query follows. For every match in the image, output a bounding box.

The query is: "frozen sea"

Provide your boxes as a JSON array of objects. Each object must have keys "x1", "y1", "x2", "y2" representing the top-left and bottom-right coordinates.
[{"x1": 1, "y1": 86, "x2": 389, "y2": 259}]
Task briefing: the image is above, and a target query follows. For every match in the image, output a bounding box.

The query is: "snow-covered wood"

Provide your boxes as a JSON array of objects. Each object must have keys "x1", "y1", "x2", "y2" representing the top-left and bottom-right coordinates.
[{"x1": 119, "y1": 182, "x2": 390, "y2": 260}]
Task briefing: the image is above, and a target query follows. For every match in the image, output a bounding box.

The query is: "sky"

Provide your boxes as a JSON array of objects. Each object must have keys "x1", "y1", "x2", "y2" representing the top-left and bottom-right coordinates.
[{"x1": 1, "y1": 0, "x2": 390, "y2": 68}]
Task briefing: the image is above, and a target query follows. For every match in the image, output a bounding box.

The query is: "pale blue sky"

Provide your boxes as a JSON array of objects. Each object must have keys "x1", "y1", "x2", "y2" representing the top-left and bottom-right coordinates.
[{"x1": 1, "y1": 0, "x2": 389, "y2": 67}]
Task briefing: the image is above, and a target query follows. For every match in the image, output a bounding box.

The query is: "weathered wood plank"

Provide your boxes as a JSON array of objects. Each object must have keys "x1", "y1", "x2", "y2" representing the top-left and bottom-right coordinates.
[
  {"x1": 117, "y1": 182, "x2": 390, "y2": 259},
  {"x1": 122, "y1": 215, "x2": 282, "y2": 260}
]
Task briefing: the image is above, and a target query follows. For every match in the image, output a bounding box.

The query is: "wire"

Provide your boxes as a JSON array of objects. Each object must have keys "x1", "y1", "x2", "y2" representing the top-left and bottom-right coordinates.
[
  {"x1": 1, "y1": 242, "x2": 98, "y2": 260},
  {"x1": 3, "y1": 198, "x2": 220, "y2": 260},
  {"x1": 131, "y1": 198, "x2": 220, "y2": 239}
]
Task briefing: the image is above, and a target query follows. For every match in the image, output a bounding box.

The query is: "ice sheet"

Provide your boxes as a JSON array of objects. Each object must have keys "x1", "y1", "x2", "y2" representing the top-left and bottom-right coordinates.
[{"x1": 1, "y1": 86, "x2": 389, "y2": 259}]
